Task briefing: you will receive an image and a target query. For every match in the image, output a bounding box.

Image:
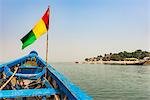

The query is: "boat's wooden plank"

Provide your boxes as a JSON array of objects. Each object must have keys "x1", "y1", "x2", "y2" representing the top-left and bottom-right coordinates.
[
  {"x1": 47, "y1": 64, "x2": 92, "y2": 100},
  {"x1": 4, "y1": 66, "x2": 46, "y2": 80},
  {"x1": 0, "y1": 64, "x2": 3, "y2": 72},
  {"x1": 35, "y1": 56, "x2": 92, "y2": 100},
  {"x1": 42, "y1": 77, "x2": 53, "y2": 88},
  {"x1": 24, "y1": 61, "x2": 38, "y2": 66},
  {"x1": 0, "y1": 88, "x2": 59, "y2": 98},
  {"x1": 47, "y1": 66, "x2": 86, "y2": 100},
  {"x1": 43, "y1": 77, "x2": 60, "y2": 100},
  {"x1": 1, "y1": 51, "x2": 92, "y2": 100},
  {"x1": 5, "y1": 51, "x2": 38, "y2": 68},
  {"x1": 19, "y1": 66, "x2": 41, "y2": 69}
]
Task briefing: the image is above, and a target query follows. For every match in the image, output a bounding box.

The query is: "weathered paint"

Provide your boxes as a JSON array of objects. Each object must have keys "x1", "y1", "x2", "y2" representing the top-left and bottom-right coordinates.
[
  {"x1": 42, "y1": 77, "x2": 53, "y2": 88},
  {"x1": 0, "y1": 64, "x2": 3, "y2": 73},
  {"x1": 37, "y1": 55, "x2": 92, "y2": 100},
  {"x1": 0, "y1": 88, "x2": 59, "y2": 98},
  {"x1": 0, "y1": 51, "x2": 92, "y2": 100},
  {"x1": 4, "y1": 65, "x2": 46, "y2": 80}
]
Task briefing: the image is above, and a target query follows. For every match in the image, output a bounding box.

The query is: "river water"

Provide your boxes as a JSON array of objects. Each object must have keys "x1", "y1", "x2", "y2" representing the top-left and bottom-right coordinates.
[{"x1": 51, "y1": 63, "x2": 150, "y2": 100}]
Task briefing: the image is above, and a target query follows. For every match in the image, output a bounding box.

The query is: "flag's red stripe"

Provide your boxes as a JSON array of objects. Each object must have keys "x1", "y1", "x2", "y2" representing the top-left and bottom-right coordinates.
[{"x1": 42, "y1": 8, "x2": 50, "y2": 30}]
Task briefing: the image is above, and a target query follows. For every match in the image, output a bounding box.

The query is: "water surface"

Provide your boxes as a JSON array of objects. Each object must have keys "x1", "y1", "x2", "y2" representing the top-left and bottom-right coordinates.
[{"x1": 51, "y1": 63, "x2": 150, "y2": 100}]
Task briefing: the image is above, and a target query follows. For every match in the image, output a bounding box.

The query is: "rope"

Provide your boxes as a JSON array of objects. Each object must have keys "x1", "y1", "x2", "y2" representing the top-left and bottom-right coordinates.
[{"x1": 0, "y1": 67, "x2": 19, "y2": 90}]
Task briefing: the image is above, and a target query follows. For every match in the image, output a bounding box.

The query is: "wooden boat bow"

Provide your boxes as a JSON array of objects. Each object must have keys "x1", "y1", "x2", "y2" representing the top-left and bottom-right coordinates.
[{"x1": 0, "y1": 51, "x2": 92, "y2": 100}]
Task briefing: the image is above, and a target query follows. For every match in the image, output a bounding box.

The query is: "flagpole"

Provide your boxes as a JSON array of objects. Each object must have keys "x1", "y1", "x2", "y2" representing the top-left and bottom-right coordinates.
[
  {"x1": 45, "y1": 5, "x2": 50, "y2": 78},
  {"x1": 45, "y1": 31, "x2": 48, "y2": 78}
]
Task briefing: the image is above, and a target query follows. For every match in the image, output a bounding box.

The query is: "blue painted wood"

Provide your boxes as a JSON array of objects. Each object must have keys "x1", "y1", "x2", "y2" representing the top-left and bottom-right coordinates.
[
  {"x1": 47, "y1": 66, "x2": 92, "y2": 100},
  {"x1": 18, "y1": 66, "x2": 42, "y2": 74},
  {"x1": 42, "y1": 96, "x2": 46, "y2": 100},
  {"x1": 5, "y1": 51, "x2": 38, "y2": 68},
  {"x1": 19, "y1": 66, "x2": 41, "y2": 69},
  {"x1": 0, "y1": 64, "x2": 3, "y2": 72},
  {"x1": 0, "y1": 88, "x2": 59, "y2": 98},
  {"x1": 42, "y1": 77, "x2": 53, "y2": 88},
  {"x1": 1, "y1": 51, "x2": 92, "y2": 100},
  {"x1": 37, "y1": 56, "x2": 92, "y2": 100},
  {"x1": 4, "y1": 65, "x2": 46, "y2": 80}
]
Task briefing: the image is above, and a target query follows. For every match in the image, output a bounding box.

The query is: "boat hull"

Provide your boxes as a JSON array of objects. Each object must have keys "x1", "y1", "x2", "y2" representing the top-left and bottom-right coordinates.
[{"x1": 0, "y1": 51, "x2": 92, "y2": 100}]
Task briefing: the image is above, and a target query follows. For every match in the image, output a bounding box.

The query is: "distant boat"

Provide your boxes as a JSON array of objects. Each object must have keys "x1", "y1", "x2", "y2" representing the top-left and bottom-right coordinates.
[
  {"x1": 75, "y1": 61, "x2": 79, "y2": 64},
  {"x1": 125, "y1": 61, "x2": 146, "y2": 65},
  {"x1": 0, "y1": 51, "x2": 92, "y2": 100}
]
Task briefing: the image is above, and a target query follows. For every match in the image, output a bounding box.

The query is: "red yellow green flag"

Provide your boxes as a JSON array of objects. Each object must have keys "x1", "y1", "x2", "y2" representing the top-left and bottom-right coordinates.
[{"x1": 21, "y1": 7, "x2": 50, "y2": 49}]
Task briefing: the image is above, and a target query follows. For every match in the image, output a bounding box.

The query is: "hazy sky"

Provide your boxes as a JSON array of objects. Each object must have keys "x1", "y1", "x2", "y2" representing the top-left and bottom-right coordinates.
[{"x1": 0, "y1": 0, "x2": 150, "y2": 62}]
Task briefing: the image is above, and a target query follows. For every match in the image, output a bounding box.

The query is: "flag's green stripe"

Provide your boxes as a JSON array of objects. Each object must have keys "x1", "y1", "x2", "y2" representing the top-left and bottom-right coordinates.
[{"x1": 21, "y1": 30, "x2": 36, "y2": 49}]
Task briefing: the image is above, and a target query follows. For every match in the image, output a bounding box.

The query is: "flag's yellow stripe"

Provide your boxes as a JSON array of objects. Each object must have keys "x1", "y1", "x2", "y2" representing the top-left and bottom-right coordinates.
[{"x1": 32, "y1": 19, "x2": 47, "y2": 38}]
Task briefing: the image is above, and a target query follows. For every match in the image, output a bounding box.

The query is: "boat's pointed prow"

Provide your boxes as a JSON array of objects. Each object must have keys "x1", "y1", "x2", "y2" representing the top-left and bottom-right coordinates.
[{"x1": 29, "y1": 51, "x2": 38, "y2": 56}]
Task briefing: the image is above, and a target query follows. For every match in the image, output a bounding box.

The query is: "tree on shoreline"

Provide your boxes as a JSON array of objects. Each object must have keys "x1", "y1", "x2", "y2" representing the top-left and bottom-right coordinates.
[{"x1": 84, "y1": 49, "x2": 150, "y2": 62}]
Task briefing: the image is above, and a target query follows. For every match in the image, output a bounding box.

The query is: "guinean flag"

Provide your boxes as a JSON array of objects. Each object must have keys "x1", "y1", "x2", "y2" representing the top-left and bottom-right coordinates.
[{"x1": 21, "y1": 7, "x2": 50, "y2": 49}]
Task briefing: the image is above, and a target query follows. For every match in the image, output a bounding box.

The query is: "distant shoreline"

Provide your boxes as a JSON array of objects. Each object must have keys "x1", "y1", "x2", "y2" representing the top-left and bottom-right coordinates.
[
  {"x1": 81, "y1": 50, "x2": 150, "y2": 65},
  {"x1": 76, "y1": 60, "x2": 150, "y2": 65}
]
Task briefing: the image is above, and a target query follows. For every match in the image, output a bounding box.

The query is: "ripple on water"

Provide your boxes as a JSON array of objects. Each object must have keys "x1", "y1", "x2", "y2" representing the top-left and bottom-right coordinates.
[{"x1": 52, "y1": 63, "x2": 150, "y2": 100}]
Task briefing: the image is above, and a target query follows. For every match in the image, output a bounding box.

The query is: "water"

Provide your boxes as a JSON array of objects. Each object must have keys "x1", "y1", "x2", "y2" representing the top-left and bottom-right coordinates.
[{"x1": 51, "y1": 63, "x2": 150, "y2": 100}]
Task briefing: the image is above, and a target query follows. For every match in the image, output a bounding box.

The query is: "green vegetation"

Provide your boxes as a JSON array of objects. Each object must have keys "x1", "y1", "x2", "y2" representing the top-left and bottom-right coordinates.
[{"x1": 85, "y1": 49, "x2": 150, "y2": 62}]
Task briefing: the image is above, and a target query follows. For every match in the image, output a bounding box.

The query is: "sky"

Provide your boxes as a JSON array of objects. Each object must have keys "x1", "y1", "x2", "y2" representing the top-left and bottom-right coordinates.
[{"x1": 0, "y1": 0, "x2": 150, "y2": 62}]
